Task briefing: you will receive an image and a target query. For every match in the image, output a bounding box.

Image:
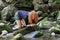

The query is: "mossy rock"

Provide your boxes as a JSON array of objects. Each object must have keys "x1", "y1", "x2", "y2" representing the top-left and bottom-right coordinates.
[
  {"x1": 0, "y1": 20, "x2": 12, "y2": 34},
  {"x1": 34, "y1": 31, "x2": 44, "y2": 38},
  {"x1": 57, "y1": 26, "x2": 60, "y2": 29},
  {"x1": 49, "y1": 27, "x2": 60, "y2": 34},
  {"x1": 11, "y1": 33, "x2": 22, "y2": 40},
  {"x1": 13, "y1": 26, "x2": 40, "y2": 36},
  {"x1": 56, "y1": 20, "x2": 60, "y2": 25}
]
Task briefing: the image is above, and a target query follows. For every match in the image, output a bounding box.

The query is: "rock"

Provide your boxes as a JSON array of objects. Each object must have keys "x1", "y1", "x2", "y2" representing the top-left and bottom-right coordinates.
[
  {"x1": 58, "y1": 38, "x2": 60, "y2": 40},
  {"x1": 37, "y1": 18, "x2": 52, "y2": 29},
  {"x1": 33, "y1": 0, "x2": 43, "y2": 5},
  {"x1": 0, "y1": 22, "x2": 5, "y2": 26},
  {"x1": 51, "y1": 32, "x2": 55, "y2": 36},
  {"x1": 1, "y1": 30, "x2": 8, "y2": 35},
  {"x1": 5, "y1": 33, "x2": 13, "y2": 37},
  {"x1": 57, "y1": 11, "x2": 60, "y2": 20},
  {"x1": 49, "y1": 27, "x2": 60, "y2": 34},
  {"x1": 1, "y1": 4, "x2": 17, "y2": 22},
  {"x1": 34, "y1": 4, "x2": 49, "y2": 12},
  {"x1": 0, "y1": 0, "x2": 5, "y2": 7},
  {"x1": 0, "y1": 0, "x2": 5, "y2": 11},
  {"x1": 48, "y1": 11, "x2": 58, "y2": 21},
  {"x1": 24, "y1": 31, "x2": 43, "y2": 38},
  {"x1": 12, "y1": 33, "x2": 22, "y2": 40},
  {"x1": 1, "y1": 33, "x2": 13, "y2": 38},
  {"x1": 49, "y1": 0, "x2": 53, "y2": 3},
  {"x1": 14, "y1": 0, "x2": 34, "y2": 10},
  {"x1": 23, "y1": 31, "x2": 39, "y2": 38},
  {"x1": 5, "y1": 0, "x2": 13, "y2": 3},
  {"x1": 56, "y1": 20, "x2": 60, "y2": 25}
]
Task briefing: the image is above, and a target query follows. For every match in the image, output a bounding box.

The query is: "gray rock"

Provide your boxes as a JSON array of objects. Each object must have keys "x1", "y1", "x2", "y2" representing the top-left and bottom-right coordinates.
[
  {"x1": 24, "y1": 31, "x2": 41, "y2": 38},
  {"x1": 0, "y1": 0, "x2": 5, "y2": 11},
  {"x1": 5, "y1": 0, "x2": 13, "y2": 3},
  {"x1": 33, "y1": 0, "x2": 43, "y2": 5},
  {"x1": 2, "y1": 33, "x2": 13, "y2": 38},
  {"x1": 1, "y1": 4, "x2": 17, "y2": 20},
  {"x1": 0, "y1": 0, "x2": 5, "y2": 7},
  {"x1": 57, "y1": 38, "x2": 60, "y2": 40},
  {"x1": 57, "y1": 11, "x2": 60, "y2": 20},
  {"x1": 1, "y1": 30, "x2": 8, "y2": 36}
]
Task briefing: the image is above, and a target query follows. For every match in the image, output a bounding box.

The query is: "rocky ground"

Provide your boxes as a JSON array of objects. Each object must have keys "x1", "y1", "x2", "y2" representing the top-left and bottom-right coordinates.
[{"x1": 0, "y1": 0, "x2": 60, "y2": 40}]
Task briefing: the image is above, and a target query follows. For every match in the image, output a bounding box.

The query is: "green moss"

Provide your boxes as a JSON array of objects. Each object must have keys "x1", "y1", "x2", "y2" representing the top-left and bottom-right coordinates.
[
  {"x1": 34, "y1": 31, "x2": 43, "y2": 38},
  {"x1": 11, "y1": 33, "x2": 22, "y2": 40},
  {"x1": 0, "y1": 20, "x2": 12, "y2": 33}
]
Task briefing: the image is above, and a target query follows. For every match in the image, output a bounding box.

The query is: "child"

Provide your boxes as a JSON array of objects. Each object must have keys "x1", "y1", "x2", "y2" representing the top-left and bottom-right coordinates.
[{"x1": 14, "y1": 10, "x2": 39, "y2": 29}]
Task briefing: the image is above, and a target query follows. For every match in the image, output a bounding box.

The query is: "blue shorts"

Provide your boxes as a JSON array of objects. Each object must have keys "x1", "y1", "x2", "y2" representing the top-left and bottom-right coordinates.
[{"x1": 14, "y1": 10, "x2": 28, "y2": 20}]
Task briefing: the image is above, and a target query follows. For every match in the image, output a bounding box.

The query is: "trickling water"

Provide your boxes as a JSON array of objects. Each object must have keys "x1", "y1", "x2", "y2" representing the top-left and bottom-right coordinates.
[{"x1": 24, "y1": 31, "x2": 39, "y2": 38}]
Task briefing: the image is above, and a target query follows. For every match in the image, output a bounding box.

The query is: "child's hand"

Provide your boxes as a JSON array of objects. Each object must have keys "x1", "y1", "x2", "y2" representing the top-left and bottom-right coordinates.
[
  {"x1": 30, "y1": 24, "x2": 36, "y2": 27},
  {"x1": 26, "y1": 24, "x2": 36, "y2": 27}
]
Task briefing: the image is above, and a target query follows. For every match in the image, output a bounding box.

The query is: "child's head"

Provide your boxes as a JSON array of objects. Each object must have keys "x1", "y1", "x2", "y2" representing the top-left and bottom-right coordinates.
[{"x1": 28, "y1": 10, "x2": 38, "y2": 24}]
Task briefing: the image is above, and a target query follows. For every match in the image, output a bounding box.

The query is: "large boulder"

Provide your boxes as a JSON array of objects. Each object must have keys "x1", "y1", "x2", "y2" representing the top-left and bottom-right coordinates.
[
  {"x1": 1, "y1": 4, "x2": 17, "y2": 23},
  {"x1": 0, "y1": 0, "x2": 5, "y2": 11}
]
